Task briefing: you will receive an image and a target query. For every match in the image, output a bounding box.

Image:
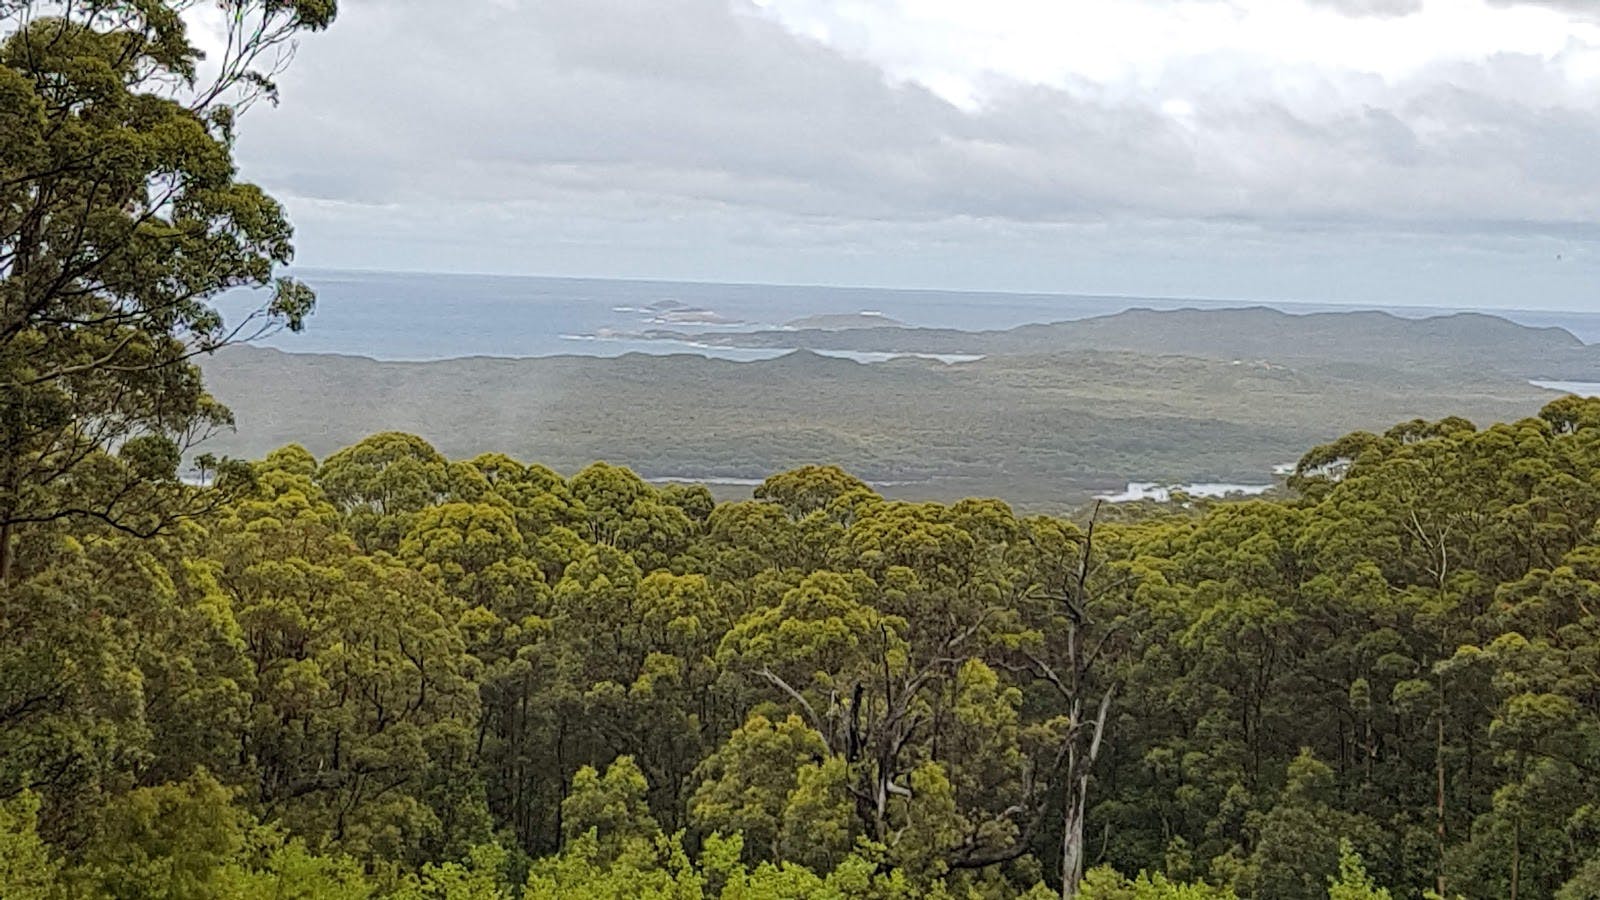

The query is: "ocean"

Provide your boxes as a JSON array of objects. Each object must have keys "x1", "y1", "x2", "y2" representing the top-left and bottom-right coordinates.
[{"x1": 216, "y1": 269, "x2": 1600, "y2": 361}]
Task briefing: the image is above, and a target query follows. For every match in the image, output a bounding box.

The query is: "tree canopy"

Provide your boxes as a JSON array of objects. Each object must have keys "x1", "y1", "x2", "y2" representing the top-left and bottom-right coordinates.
[
  {"x1": 14, "y1": 3, "x2": 1600, "y2": 899},
  {"x1": 7, "y1": 396, "x2": 1600, "y2": 897},
  {"x1": 0, "y1": 0, "x2": 336, "y2": 582}
]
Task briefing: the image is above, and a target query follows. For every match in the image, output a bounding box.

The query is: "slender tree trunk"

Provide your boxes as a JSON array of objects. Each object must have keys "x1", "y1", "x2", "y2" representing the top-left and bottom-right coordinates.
[
  {"x1": 1061, "y1": 774, "x2": 1088, "y2": 900},
  {"x1": 876, "y1": 767, "x2": 890, "y2": 842},
  {"x1": 1510, "y1": 815, "x2": 1520, "y2": 900},
  {"x1": 0, "y1": 517, "x2": 13, "y2": 585},
  {"x1": 554, "y1": 717, "x2": 567, "y2": 848},
  {"x1": 3, "y1": 201, "x2": 34, "y2": 589},
  {"x1": 1364, "y1": 716, "x2": 1373, "y2": 784},
  {"x1": 1435, "y1": 625, "x2": 1451, "y2": 898},
  {"x1": 1061, "y1": 688, "x2": 1115, "y2": 899},
  {"x1": 1057, "y1": 504, "x2": 1113, "y2": 900},
  {"x1": 1436, "y1": 714, "x2": 1447, "y2": 898}
]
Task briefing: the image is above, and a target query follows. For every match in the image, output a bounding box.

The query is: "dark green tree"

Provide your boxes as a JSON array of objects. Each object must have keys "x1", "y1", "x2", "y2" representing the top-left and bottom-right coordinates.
[{"x1": 0, "y1": 0, "x2": 336, "y2": 582}]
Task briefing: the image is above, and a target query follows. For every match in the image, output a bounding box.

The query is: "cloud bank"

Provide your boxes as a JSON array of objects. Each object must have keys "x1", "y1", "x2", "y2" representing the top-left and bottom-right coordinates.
[{"x1": 230, "y1": 0, "x2": 1600, "y2": 308}]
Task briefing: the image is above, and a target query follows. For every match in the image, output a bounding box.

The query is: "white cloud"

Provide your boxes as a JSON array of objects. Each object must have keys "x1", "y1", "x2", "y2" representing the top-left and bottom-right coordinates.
[
  {"x1": 219, "y1": 0, "x2": 1600, "y2": 307},
  {"x1": 750, "y1": 0, "x2": 1585, "y2": 104}
]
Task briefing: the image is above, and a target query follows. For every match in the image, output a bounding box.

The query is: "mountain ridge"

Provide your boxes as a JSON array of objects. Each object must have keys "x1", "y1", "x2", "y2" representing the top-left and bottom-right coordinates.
[
  {"x1": 198, "y1": 305, "x2": 1574, "y2": 510},
  {"x1": 618, "y1": 305, "x2": 1594, "y2": 380}
]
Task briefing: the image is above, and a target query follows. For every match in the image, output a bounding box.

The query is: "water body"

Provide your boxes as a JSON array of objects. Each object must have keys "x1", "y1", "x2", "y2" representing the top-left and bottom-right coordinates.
[
  {"x1": 214, "y1": 269, "x2": 1600, "y2": 362},
  {"x1": 648, "y1": 476, "x2": 767, "y2": 487},
  {"x1": 649, "y1": 475, "x2": 922, "y2": 488},
  {"x1": 813, "y1": 350, "x2": 985, "y2": 364},
  {"x1": 1097, "y1": 482, "x2": 1277, "y2": 503},
  {"x1": 1531, "y1": 380, "x2": 1600, "y2": 396}
]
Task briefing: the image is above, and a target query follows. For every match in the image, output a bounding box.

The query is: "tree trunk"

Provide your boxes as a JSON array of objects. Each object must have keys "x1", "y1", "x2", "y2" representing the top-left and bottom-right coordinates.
[
  {"x1": 1061, "y1": 775, "x2": 1088, "y2": 900},
  {"x1": 1436, "y1": 714, "x2": 1447, "y2": 898},
  {"x1": 1510, "y1": 810, "x2": 1523, "y2": 896},
  {"x1": 0, "y1": 517, "x2": 13, "y2": 585},
  {"x1": 1056, "y1": 504, "x2": 1113, "y2": 900},
  {"x1": 1061, "y1": 687, "x2": 1115, "y2": 899},
  {"x1": 1510, "y1": 815, "x2": 1520, "y2": 900}
]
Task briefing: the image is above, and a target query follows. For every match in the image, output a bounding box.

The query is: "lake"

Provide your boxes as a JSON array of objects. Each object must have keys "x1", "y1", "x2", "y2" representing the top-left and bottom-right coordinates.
[
  {"x1": 1096, "y1": 482, "x2": 1277, "y2": 503},
  {"x1": 1531, "y1": 380, "x2": 1600, "y2": 396}
]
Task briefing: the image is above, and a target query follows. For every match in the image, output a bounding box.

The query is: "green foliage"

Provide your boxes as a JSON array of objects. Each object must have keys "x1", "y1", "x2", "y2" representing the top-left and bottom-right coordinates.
[
  {"x1": 198, "y1": 313, "x2": 1574, "y2": 516},
  {"x1": 220, "y1": 839, "x2": 375, "y2": 900},
  {"x1": 755, "y1": 465, "x2": 872, "y2": 520},
  {"x1": 1078, "y1": 867, "x2": 1238, "y2": 899},
  {"x1": 393, "y1": 844, "x2": 515, "y2": 900},
  {"x1": 778, "y1": 755, "x2": 855, "y2": 873},
  {"x1": 691, "y1": 714, "x2": 833, "y2": 862},
  {"x1": 1240, "y1": 751, "x2": 1380, "y2": 900},
  {"x1": 320, "y1": 432, "x2": 452, "y2": 551},
  {"x1": 0, "y1": 0, "x2": 336, "y2": 579},
  {"x1": 523, "y1": 827, "x2": 1026, "y2": 900},
  {"x1": 563, "y1": 757, "x2": 662, "y2": 861},
  {"x1": 72, "y1": 772, "x2": 251, "y2": 900},
  {"x1": 8, "y1": 402, "x2": 1600, "y2": 898},
  {"x1": 0, "y1": 792, "x2": 60, "y2": 900},
  {"x1": 52, "y1": 6, "x2": 1600, "y2": 900},
  {"x1": 13, "y1": 774, "x2": 378, "y2": 899},
  {"x1": 1328, "y1": 840, "x2": 1392, "y2": 900}
]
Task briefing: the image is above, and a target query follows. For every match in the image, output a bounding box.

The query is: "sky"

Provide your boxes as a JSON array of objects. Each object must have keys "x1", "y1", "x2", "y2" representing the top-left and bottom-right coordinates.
[{"x1": 223, "y1": 0, "x2": 1600, "y2": 310}]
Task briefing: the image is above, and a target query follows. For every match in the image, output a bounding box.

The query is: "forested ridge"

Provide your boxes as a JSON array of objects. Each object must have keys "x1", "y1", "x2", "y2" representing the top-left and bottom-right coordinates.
[
  {"x1": 8, "y1": 2, "x2": 1600, "y2": 898},
  {"x1": 197, "y1": 339, "x2": 1555, "y2": 509},
  {"x1": 7, "y1": 401, "x2": 1600, "y2": 898}
]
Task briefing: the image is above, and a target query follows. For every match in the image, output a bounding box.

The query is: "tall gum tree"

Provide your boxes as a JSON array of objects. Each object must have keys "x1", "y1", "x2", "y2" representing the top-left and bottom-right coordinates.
[{"x1": 0, "y1": 0, "x2": 337, "y2": 582}]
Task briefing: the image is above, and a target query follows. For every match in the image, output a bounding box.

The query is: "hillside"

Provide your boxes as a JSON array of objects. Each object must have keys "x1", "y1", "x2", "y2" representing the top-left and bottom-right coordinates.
[
  {"x1": 783, "y1": 312, "x2": 907, "y2": 329},
  {"x1": 197, "y1": 305, "x2": 1569, "y2": 508},
  {"x1": 632, "y1": 306, "x2": 1600, "y2": 381}
]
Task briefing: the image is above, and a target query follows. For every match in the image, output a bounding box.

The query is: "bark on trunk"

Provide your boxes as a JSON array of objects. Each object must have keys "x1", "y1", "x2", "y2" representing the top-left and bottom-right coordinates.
[
  {"x1": 1436, "y1": 714, "x2": 1447, "y2": 898},
  {"x1": 1061, "y1": 687, "x2": 1114, "y2": 899},
  {"x1": 1511, "y1": 815, "x2": 1521, "y2": 900},
  {"x1": 1061, "y1": 777, "x2": 1088, "y2": 900},
  {"x1": 0, "y1": 518, "x2": 13, "y2": 585}
]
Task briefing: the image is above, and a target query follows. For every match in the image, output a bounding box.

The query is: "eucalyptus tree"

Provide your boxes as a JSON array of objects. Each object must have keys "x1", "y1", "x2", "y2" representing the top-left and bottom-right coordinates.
[{"x1": 0, "y1": 0, "x2": 335, "y2": 581}]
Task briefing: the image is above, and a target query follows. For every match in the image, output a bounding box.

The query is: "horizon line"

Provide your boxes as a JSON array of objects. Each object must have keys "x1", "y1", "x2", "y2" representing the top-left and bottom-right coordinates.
[{"x1": 280, "y1": 263, "x2": 1585, "y2": 320}]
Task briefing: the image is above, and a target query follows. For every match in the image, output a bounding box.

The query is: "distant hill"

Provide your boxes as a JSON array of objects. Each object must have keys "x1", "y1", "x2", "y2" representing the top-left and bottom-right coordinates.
[
  {"x1": 783, "y1": 312, "x2": 907, "y2": 329},
  {"x1": 643, "y1": 306, "x2": 1600, "y2": 381},
  {"x1": 197, "y1": 305, "x2": 1574, "y2": 509}
]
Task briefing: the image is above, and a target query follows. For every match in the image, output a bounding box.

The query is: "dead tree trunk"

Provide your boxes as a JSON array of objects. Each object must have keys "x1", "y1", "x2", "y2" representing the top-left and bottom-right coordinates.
[
  {"x1": 1025, "y1": 502, "x2": 1120, "y2": 900},
  {"x1": 1061, "y1": 685, "x2": 1115, "y2": 899}
]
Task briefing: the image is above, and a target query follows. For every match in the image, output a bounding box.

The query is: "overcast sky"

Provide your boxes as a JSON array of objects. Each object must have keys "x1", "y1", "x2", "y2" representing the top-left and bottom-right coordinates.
[{"x1": 228, "y1": 0, "x2": 1600, "y2": 310}]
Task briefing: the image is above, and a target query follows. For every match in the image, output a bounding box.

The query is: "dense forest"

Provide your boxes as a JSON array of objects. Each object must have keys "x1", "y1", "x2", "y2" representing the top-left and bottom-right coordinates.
[
  {"x1": 197, "y1": 334, "x2": 1557, "y2": 509},
  {"x1": 8, "y1": 403, "x2": 1600, "y2": 899},
  {"x1": 8, "y1": 2, "x2": 1600, "y2": 898}
]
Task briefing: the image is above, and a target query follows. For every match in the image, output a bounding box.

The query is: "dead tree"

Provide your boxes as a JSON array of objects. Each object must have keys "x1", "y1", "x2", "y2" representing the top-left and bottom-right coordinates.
[{"x1": 1014, "y1": 502, "x2": 1122, "y2": 899}]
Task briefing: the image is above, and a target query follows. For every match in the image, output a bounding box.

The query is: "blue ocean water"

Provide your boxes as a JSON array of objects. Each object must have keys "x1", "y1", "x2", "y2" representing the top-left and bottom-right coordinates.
[{"x1": 215, "y1": 269, "x2": 1600, "y2": 361}]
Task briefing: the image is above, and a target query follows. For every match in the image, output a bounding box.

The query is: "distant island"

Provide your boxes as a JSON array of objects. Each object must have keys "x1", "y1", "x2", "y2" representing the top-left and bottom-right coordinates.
[
  {"x1": 783, "y1": 311, "x2": 907, "y2": 329},
  {"x1": 617, "y1": 305, "x2": 1599, "y2": 382},
  {"x1": 649, "y1": 308, "x2": 748, "y2": 326}
]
